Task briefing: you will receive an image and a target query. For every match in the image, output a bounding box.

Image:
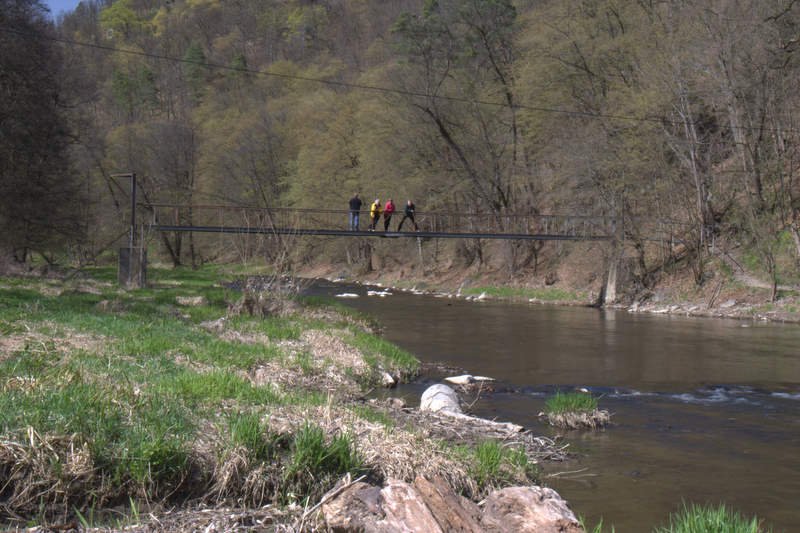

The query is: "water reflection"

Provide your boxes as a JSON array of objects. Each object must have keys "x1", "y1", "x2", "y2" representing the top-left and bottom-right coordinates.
[{"x1": 309, "y1": 281, "x2": 800, "y2": 531}]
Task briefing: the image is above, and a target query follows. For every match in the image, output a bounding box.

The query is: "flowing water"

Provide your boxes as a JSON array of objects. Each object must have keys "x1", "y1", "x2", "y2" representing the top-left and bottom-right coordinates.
[{"x1": 307, "y1": 280, "x2": 800, "y2": 532}]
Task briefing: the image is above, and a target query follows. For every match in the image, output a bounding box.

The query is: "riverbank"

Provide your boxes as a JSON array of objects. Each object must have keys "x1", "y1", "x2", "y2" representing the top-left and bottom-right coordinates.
[
  {"x1": 0, "y1": 266, "x2": 572, "y2": 531},
  {"x1": 301, "y1": 259, "x2": 800, "y2": 325}
]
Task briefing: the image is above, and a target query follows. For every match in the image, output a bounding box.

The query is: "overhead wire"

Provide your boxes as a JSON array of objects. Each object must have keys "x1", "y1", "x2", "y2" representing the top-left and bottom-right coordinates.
[{"x1": 1, "y1": 24, "x2": 799, "y2": 135}]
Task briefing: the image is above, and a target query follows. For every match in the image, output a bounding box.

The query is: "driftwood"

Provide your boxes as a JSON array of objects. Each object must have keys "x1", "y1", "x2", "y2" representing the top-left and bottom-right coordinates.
[{"x1": 383, "y1": 403, "x2": 570, "y2": 463}]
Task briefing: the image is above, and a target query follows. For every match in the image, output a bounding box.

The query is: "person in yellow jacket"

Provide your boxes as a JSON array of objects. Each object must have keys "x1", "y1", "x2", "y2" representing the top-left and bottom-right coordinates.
[{"x1": 369, "y1": 198, "x2": 382, "y2": 231}]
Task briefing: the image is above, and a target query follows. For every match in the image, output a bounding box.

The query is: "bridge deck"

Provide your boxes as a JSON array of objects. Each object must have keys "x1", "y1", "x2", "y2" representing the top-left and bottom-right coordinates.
[
  {"x1": 142, "y1": 204, "x2": 685, "y2": 242},
  {"x1": 150, "y1": 224, "x2": 612, "y2": 241}
]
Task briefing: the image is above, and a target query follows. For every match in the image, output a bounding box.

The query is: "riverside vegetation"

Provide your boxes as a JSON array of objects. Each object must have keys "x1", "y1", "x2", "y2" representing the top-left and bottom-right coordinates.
[
  {"x1": 0, "y1": 265, "x2": 547, "y2": 530},
  {"x1": 0, "y1": 266, "x2": 775, "y2": 531},
  {"x1": 542, "y1": 391, "x2": 611, "y2": 430}
]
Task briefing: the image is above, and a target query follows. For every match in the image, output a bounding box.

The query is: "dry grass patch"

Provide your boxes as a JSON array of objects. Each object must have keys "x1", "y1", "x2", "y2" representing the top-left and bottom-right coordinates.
[
  {"x1": 0, "y1": 430, "x2": 100, "y2": 519},
  {"x1": 542, "y1": 410, "x2": 611, "y2": 430},
  {"x1": 0, "y1": 323, "x2": 108, "y2": 362},
  {"x1": 247, "y1": 329, "x2": 372, "y2": 399},
  {"x1": 302, "y1": 330, "x2": 369, "y2": 376},
  {"x1": 218, "y1": 329, "x2": 271, "y2": 345},
  {"x1": 266, "y1": 404, "x2": 477, "y2": 497}
]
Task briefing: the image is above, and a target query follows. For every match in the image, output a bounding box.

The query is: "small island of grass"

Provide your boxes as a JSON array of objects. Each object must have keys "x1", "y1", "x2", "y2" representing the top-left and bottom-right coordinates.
[{"x1": 541, "y1": 391, "x2": 611, "y2": 429}]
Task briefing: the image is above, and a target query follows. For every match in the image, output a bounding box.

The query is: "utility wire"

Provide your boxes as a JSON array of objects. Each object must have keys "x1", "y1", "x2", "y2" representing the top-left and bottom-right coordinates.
[{"x1": 1, "y1": 24, "x2": 798, "y2": 135}]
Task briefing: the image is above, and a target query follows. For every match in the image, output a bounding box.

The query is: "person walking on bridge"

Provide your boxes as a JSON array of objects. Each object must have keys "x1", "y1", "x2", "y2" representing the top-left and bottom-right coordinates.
[
  {"x1": 397, "y1": 199, "x2": 419, "y2": 231},
  {"x1": 369, "y1": 198, "x2": 382, "y2": 231},
  {"x1": 383, "y1": 198, "x2": 395, "y2": 231},
  {"x1": 348, "y1": 193, "x2": 362, "y2": 230}
]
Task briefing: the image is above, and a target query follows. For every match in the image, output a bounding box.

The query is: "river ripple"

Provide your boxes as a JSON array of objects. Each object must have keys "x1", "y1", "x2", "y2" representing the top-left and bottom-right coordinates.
[{"x1": 307, "y1": 280, "x2": 800, "y2": 532}]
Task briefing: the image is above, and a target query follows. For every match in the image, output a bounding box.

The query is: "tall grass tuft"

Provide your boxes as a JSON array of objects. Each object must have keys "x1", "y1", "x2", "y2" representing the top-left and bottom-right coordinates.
[
  {"x1": 655, "y1": 503, "x2": 769, "y2": 533},
  {"x1": 470, "y1": 440, "x2": 537, "y2": 489},
  {"x1": 228, "y1": 412, "x2": 274, "y2": 462},
  {"x1": 545, "y1": 391, "x2": 598, "y2": 414},
  {"x1": 542, "y1": 391, "x2": 609, "y2": 429},
  {"x1": 283, "y1": 423, "x2": 363, "y2": 503}
]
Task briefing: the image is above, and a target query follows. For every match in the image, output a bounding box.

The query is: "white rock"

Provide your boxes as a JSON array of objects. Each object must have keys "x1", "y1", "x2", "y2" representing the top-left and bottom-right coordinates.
[
  {"x1": 444, "y1": 374, "x2": 475, "y2": 385},
  {"x1": 420, "y1": 384, "x2": 462, "y2": 414},
  {"x1": 367, "y1": 290, "x2": 392, "y2": 297},
  {"x1": 475, "y1": 292, "x2": 487, "y2": 301},
  {"x1": 472, "y1": 376, "x2": 495, "y2": 382},
  {"x1": 381, "y1": 372, "x2": 396, "y2": 388},
  {"x1": 720, "y1": 299, "x2": 737, "y2": 309},
  {"x1": 335, "y1": 293, "x2": 359, "y2": 298}
]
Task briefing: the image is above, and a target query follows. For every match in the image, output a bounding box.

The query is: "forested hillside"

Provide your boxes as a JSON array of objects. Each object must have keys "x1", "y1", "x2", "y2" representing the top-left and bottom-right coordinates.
[{"x1": 4, "y1": 0, "x2": 800, "y2": 301}]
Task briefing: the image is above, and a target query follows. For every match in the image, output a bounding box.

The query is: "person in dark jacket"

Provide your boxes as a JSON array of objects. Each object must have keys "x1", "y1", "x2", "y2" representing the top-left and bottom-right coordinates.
[
  {"x1": 348, "y1": 193, "x2": 362, "y2": 230},
  {"x1": 397, "y1": 199, "x2": 419, "y2": 231},
  {"x1": 383, "y1": 199, "x2": 395, "y2": 231}
]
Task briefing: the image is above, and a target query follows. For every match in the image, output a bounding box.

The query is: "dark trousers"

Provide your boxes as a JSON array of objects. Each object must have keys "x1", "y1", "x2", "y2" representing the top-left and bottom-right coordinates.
[
  {"x1": 383, "y1": 214, "x2": 393, "y2": 231},
  {"x1": 370, "y1": 214, "x2": 380, "y2": 230},
  {"x1": 398, "y1": 214, "x2": 418, "y2": 231}
]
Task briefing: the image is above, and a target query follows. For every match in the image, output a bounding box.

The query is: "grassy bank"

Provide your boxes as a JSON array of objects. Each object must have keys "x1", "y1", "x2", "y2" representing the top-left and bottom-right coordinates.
[{"x1": 0, "y1": 266, "x2": 537, "y2": 529}]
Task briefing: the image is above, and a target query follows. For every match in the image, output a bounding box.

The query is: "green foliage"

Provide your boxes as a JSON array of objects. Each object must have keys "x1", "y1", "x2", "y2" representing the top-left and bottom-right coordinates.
[
  {"x1": 468, "y1": 440, "x2": 537, "y2": 488},
  {"x1": 183, "y1": 42, "x2": 208, "y2": 101},
  {"x1": 100, "y1": 0, "x2": 148, "y2": 36},
  {"x1": 654, "y1": 503, "x2": 769, "y2": 533},
  {"x1": 545, "y1": 391, "x2": 598, "y2": 415},
  {"x1": 111, "y1": 67, "x2": 158, "y2": 114}
]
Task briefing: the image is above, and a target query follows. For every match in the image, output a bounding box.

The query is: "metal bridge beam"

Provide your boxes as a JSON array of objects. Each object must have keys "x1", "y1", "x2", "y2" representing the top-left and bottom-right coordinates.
[{"x1": 150, "y1": 225, "x2": 612, "y2": 242}]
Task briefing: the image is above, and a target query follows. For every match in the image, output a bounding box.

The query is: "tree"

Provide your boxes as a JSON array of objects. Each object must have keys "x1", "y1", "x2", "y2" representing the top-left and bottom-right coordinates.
[
  {"x1": 391, "y1": 0, "x2": 520, "y2": 217},
  {"x1": 0, "y1": 0, "x2": 84, "y2": 263}
]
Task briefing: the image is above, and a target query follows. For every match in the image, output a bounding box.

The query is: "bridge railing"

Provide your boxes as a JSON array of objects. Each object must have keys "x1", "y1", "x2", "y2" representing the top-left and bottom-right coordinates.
[{"x1": 140, "y1": 203, "x2": 623, "y2": 238}]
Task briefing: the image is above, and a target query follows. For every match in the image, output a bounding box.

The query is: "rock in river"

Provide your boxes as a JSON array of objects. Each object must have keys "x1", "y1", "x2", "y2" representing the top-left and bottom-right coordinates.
[{"x1": 420, "y1": 384, "x2": 462, "y2": 414}]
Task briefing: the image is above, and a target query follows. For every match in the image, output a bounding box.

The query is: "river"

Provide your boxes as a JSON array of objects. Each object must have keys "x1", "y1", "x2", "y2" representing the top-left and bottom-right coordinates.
[{"x1": 307, "y1": 280, "x2": 800, "y2": 532}]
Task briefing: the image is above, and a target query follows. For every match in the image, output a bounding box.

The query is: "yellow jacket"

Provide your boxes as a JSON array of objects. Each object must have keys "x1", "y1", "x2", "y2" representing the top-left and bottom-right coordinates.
[{"x1": 370, "y1": 201, "x2": 382, "y2": 217}]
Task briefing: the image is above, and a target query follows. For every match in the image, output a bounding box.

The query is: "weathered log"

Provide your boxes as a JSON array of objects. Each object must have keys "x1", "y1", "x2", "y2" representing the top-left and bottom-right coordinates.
[{"x1": 413, "y1": 475, "x2": 483, "y2": 532}]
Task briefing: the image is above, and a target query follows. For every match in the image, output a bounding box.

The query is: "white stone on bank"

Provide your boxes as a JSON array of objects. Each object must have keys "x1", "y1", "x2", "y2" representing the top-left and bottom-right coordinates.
[{"x1": 367, "y1": 290, "x2": 392, "y2": 297}]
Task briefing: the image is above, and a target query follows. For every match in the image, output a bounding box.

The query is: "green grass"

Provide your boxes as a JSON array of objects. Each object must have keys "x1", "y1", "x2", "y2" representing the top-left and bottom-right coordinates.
[
  {"x1": 654, "y1": 503, "x2": 769, "y2": 533},
  {"x1": 227, "y1": 411, "x2": 276, "y2": 462},
  {"x1": 349, "y1": 329, "x2": 419, "y2": 378},
  {"x1": 0, "y1": 266, "x2": 395, "y2": 517},
  {"x1": 545, "y1": 391, "x2": 598, "y2": 415},
  {"x1": 462, "y1": 285, "x2": 584, "y2": 301},
  {"x1": 283, "y1": 423, "x2": 364, "y2": 504},
  {"x1": 348, "y1": 404, "x2": 395, "y2": 428},
  {"x1": 0, "y1": 265, "x2": 424, "y2": 526},
  {"x1": 467, "y1": 440, "x2": 537, "y2": 488}
]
